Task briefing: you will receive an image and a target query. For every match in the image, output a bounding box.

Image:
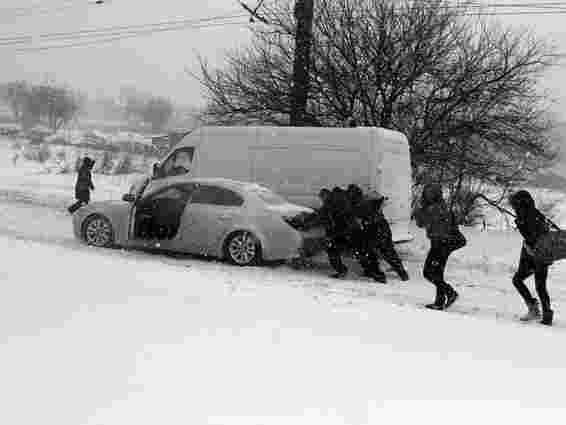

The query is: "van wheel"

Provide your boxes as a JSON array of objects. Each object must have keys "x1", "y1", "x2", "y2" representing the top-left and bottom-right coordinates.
[
  {"x1": 82, "y1": 214, "x2": 115, "y2": 248},
  {"x1": 224, "y1": 231, "x2": 262, "y2": 266}
]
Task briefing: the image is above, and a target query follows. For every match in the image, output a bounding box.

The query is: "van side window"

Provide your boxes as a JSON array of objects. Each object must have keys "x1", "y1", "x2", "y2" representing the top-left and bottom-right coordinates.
[
  {"x1": 161, "y1": 147, "x2": 195, "y2": 177},
  {"x1": 191, "y1": 185, "x2": 244, "y2": 206}
]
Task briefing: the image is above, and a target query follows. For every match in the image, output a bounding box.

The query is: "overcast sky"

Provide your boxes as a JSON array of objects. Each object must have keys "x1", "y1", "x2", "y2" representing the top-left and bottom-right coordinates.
[{"x1": 3, "y1": 0, "x2": 566, "y2": 117}]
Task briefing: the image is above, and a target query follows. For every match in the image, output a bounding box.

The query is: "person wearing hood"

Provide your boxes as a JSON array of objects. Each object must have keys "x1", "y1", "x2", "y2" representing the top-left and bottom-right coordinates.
[
  {"x1": 509, "y1": 190, "x2": 554, "y2": 326},
  {"x1": 414, "y1": 183, "x2": 460, "y2": 310},
  {"x1": 68, "y1": 156, "x2": 95, "y2": 214},
  {"x1": 299, "y1": 187, "x2": 352, "y2": 278},
  {"x1": 347, "y1": 184, "x2": 409, "y2": 283},
  {"x1": 325, "y1": 187, "x2": 359, "y2": 278}
]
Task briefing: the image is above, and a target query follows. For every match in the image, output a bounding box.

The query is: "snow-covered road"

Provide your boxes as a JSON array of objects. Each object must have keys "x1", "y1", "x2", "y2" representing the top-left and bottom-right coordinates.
[
  {"x1": 2, "y1": 140, "x2": 566, "y2": 423},
  {"x1": 1, "y1": 231, "x2": 566, "y2": 425}
]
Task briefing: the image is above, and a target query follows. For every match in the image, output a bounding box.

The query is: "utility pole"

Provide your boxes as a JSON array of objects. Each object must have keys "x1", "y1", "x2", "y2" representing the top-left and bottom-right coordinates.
[{"x1": 290, "y1": 0, "x2": 314, "y2": 126}]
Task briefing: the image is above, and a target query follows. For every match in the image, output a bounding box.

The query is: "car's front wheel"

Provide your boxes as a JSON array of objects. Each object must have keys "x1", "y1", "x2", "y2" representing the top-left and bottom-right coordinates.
[
  {"x1": 82, "y1": 214, "x2": 115, "y2": 248},
  {"x1": 224, "y1": 231, "x2": 262, "y2": 266}
]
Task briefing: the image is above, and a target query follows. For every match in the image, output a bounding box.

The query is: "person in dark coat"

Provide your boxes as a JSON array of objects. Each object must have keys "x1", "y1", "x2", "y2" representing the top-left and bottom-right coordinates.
[
  {"x1": 324, "y1": 186, "x2": 361, "y2": 278},
  {"x1": 301, "y1": 187, "x2": 356, "y2": 278},
  {"x1": 509, "y1": 190, "x2": 554, "y2": 325},
  {"x1": 347, "y1": 184, "x2": 410, "y2": 283},
  {"x1": 68, "y1": 156, "x2": 95, "y2": 214},
  {"x1": 414, "y1": 183, "x2": 459, "y2": 310}
]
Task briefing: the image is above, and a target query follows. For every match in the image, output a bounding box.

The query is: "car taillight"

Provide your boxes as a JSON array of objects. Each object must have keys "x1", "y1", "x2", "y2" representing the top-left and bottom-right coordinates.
[
  {"x1": 283, "y1": 212, "x2": 312, "y2": 231},
  {"x1": 283, "y1": 215, "x2": 297, "y2": 226}
]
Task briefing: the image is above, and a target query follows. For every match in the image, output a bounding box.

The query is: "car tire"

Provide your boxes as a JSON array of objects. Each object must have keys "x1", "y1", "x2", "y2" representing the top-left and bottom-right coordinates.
[
  {"x1": 224, "y1": 231, "x2": 262, "y2": 266},
  {"x1": 82, "y1": 214, "x2": 115, "y2": 248}
]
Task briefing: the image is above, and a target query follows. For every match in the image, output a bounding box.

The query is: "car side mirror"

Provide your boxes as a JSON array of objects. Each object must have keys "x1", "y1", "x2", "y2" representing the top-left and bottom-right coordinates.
[
  {"x1": 152, "y1": 162, "x2": 162, "y2": 179},
  {"x1": 122, "y1": 193, "x2": 136, "y2": 203}
]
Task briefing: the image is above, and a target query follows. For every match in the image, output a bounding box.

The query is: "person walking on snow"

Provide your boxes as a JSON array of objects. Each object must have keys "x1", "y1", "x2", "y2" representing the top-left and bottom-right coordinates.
[
  {"x1": 509, "y1": 190, "x2": 554, "y2": 326},
  {"x1": 414, "y1": 183, "x2": 459, "y2": 310},
  {"x1": 68, "y1": 156, "x2": 95, "y2": 214}
]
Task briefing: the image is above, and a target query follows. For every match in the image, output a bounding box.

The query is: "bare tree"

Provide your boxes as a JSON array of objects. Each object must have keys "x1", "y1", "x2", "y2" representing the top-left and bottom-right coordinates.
[
  {"x1": 2, "y1": 81, "x2": 83, "y2": 131},
  {"x1": 142, "y1": 97, "x2": 174, "y2": 133},
  {"x1": 195, "y1": 0, "x2": 558, "y2": 215}
]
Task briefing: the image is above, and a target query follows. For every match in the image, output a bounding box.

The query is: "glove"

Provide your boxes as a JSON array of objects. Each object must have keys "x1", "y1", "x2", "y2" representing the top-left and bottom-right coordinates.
[{"x1": 523, "y1": 242, "x2": 535, "y2": 257}]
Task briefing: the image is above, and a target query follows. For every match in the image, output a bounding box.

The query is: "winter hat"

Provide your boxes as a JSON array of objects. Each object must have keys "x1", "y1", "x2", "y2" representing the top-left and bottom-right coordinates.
[
  {"x1": 347, "y1": 184, "x2": 364, "y2": 202},
  {"x1": 509, "y1": 190, "x2": 535, "y2": 211},
  {"x1": 318, "y1": 188, "x2": 331, "y2": 201},
  {"x1": 83, "y1": 156, "x2": 95, "y2": 168},
  {"x1": 366, "y1": 190, "x2": 385, "y2": 201},
  {"x1": 331, "y1": 186, "x2": 349, "y2": 207}
]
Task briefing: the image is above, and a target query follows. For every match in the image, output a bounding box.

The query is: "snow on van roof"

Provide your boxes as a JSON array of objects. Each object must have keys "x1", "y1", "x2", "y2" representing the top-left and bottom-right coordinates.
[{"x1": 177, "y1": 126, "x2": 409, "y2": 148}]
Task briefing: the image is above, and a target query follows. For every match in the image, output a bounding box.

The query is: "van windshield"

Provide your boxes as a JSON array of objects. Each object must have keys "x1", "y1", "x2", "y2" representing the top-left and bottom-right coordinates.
[{"x1": 251, "y1": 188, "x2": 287, "y2": 205}]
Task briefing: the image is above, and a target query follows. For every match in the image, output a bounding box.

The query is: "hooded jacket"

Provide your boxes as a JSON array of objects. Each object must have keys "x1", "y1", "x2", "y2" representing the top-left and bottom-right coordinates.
[
  {"x1": 75, "y1": 157, "x2": 95, "y2": 199},
  {"x1": 414, "y1": 184, "x2": 453, "y2": 242},
  {"x1": 509, "y1": 190, "x2": 550, "y2": 248}
]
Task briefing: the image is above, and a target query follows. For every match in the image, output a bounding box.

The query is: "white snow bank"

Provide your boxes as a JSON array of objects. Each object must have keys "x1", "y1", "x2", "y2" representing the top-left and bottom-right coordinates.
[{"x1": 1, "y1": 236, "x2": 566, "y2": 425}]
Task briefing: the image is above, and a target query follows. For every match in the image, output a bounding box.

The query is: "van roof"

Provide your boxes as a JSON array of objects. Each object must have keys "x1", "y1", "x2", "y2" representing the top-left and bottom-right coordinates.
[{"x1": 175, "y1": 126, "x2": 409, "y2": 149}]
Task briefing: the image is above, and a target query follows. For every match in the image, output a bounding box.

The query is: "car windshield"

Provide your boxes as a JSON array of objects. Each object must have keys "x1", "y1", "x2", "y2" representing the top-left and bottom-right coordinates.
[{"x1": 251, "y1": 187, "x2": 287, "y2": 205}]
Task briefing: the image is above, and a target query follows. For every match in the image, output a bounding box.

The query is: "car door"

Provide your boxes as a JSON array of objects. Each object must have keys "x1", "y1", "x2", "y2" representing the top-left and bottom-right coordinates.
[
  {"x1": 178, "y1": 184, "x2": 245, "y2": 255},
  {"x1": 127, "y1": 183, "x2": 197, "y2": 249}
]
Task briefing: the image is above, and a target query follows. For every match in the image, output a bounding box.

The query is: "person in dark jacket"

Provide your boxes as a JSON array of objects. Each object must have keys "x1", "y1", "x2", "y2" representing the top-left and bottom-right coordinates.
[
  {"x1": 324, "y1": 187, "x2": 357, "y2": 278},
  {"x1": 509, "y1": 190, "x2": 554, "y2": 325},
  {"x1": 347, "y1": 185, "x2": 409, "y2": 283},
  {"x1": 414, "y1": 183, "x2": 459, "y2": 310},
  {"x1": 301, "y1": 187, "x2": 358, "y2": 278},
  {"x1": 68, "y1": 156, "x2": 95, "y2": 214}
]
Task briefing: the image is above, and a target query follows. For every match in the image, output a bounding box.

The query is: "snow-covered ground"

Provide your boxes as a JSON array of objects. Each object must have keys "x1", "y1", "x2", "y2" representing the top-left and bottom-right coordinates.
[{"x1": 1, "y1": 137, "x2": 566, "y2": 424}]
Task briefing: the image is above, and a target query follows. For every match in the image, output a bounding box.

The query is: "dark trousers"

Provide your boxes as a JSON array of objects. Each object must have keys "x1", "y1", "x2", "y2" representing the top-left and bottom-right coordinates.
[
  {"x1": 357, "y1": 244, "x2": 384, "y2": 277},
  {"x1": 349, "y1": 228, "x2": 384, "y2": 276},
  {"x1": 359, "y1": 224, "x2": 406, "y2": 277},
  {"x1": 512, "y1": 247, "x2": 551, "y2": 312},
  {"x1": 326, "y1": 236, "x2": 348, "y2": 274},
  {"x1": 374, "y1": 236, "x2": 406, "y2": 276},
  {"x1": 68, "y1": 192, "x2": 90, "y2": 214},
  {"x1": 423, "y1": 241, "x2": 454, "y2": 300}
]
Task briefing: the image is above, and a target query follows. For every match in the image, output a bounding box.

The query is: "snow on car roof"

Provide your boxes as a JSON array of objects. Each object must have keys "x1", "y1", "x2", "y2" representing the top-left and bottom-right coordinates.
[{"x1": 159, "y1": 175, "x2": 271, "y2": 192}]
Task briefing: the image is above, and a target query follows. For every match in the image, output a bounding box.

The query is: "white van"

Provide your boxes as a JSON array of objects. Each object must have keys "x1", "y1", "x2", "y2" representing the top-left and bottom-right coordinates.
[{"x1": 143, "y1": 126, "x2": 413, "y2": 242}]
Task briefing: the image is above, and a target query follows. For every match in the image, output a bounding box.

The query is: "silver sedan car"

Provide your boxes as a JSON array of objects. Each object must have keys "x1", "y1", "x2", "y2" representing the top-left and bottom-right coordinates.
[{"x1": 72, "y1": 176, "x2": 323, "y2": 266}]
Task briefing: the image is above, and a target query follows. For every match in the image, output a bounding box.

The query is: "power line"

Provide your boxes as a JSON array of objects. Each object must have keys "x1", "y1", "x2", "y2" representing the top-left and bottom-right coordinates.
[
  {"x1": 0, "y1": 12, "x2": 248, "y2": 45},
  {"x1": 0, "y1": 0, "x2": 103, "y2": 23},
  {"x1": 4, "y1": 1, "x2": 566, "y2": 53},
  {"x1": 8, "y1": 21, "x2": 249, "y2": 54}
]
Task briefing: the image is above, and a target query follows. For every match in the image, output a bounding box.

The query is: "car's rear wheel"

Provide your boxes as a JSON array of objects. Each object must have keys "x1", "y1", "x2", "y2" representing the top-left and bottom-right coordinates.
[
  {"x1": 224, "y1": 231, "x2": 262, "y2": 266},
  {"x1": 82, "y1": 214, "x2": 115, "y2": 248}
]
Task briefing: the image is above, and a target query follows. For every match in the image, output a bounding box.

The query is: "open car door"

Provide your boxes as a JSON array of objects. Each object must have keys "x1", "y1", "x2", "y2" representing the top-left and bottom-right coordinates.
[{"x1": 126, "y1": 181, "x2": 196, "y2": 248}]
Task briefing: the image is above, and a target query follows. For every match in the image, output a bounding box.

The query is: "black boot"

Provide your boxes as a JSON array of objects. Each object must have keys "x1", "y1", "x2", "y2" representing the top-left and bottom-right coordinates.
[
  {"x1": 397, "y1": 268, "x2": 409, "y2": 282},
  {"x1": 541, "y1": 309, "x2": 554, "y2": 326},
  {"x1": 444, "y1": 286, "x2": 459, "y2": 309},
  {"x1": 368, "y1": 270, "x2": 387, "y2": 284},
  {"x1": 425, "y1": 289, "x2": 446, "y2": 310},
  {"x1": 331, "y1": 268, "x2": 348, "y2": 279}
]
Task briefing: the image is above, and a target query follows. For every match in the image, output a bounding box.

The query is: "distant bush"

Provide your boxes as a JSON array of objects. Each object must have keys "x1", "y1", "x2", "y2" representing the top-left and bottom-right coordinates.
[
  {"x1": 74, "y1": 156, "x2": 83, "y2": 172},
  {"x1": 98, "y1": 150, "x2": 113, "y2": 174},
  {"x1": 112, "y1": 153, "x2": 134, "y2": 175},
  {"x1": 37, "y1": 144, "x2": 51, "y2": 163}
]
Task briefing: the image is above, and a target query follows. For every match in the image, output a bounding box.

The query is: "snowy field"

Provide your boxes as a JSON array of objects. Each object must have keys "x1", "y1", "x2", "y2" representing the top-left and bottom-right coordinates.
[{"x1": 1, "y1": 138, "x2": 566, "y2": 424}]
